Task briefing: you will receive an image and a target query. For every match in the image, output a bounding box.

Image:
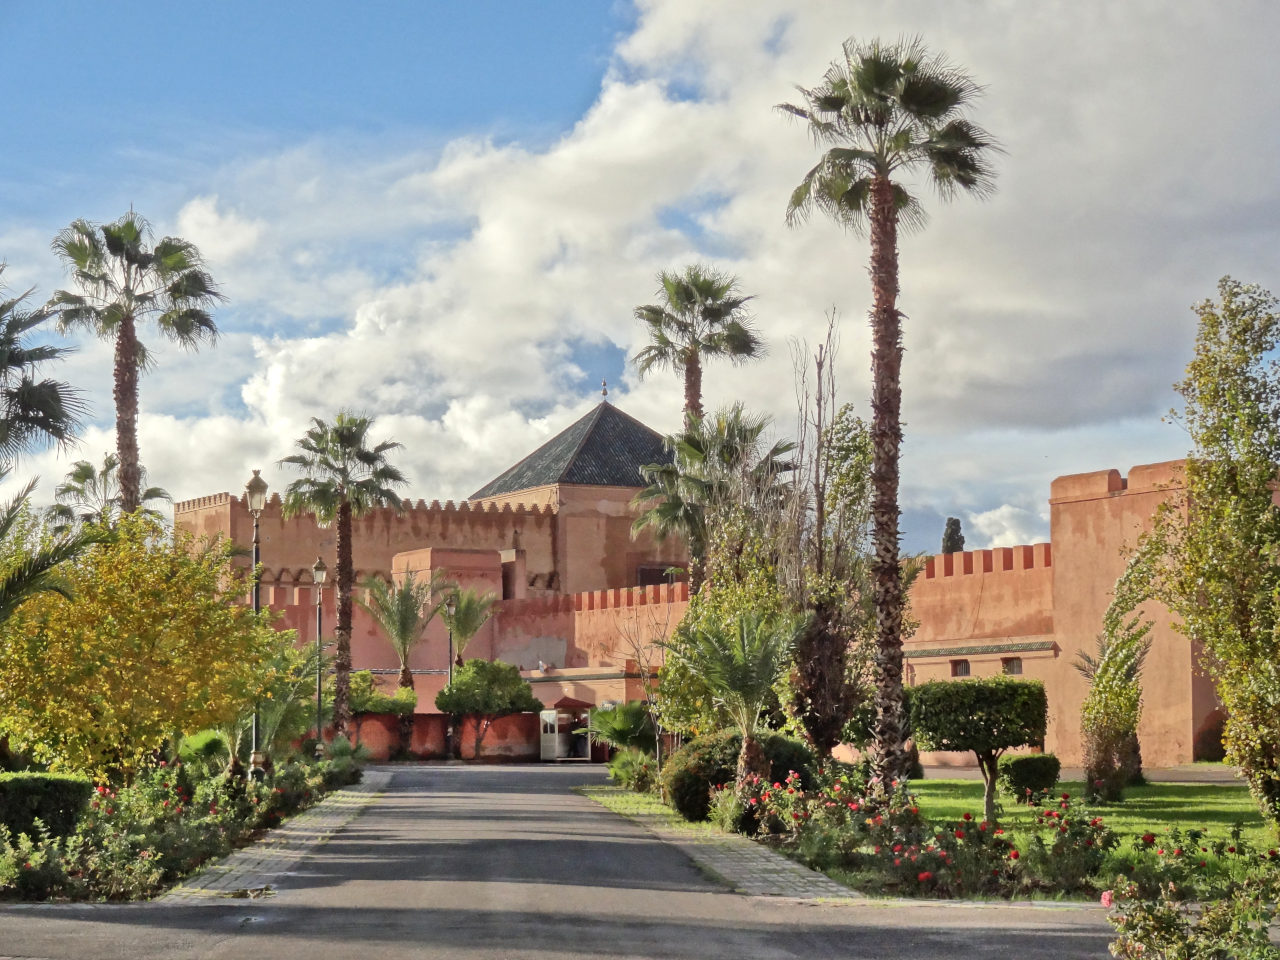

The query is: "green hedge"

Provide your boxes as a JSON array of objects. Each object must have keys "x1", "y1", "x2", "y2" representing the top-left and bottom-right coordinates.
[
  {"x1": 0, "y1": 773, "x2": 93, "y2": 840},
  {"x1": 660, "y1": 729, "x2": 816, "y2": 822},
  {"x1": 997, "y1": 753, "x2": 1060, "y2": 802}
]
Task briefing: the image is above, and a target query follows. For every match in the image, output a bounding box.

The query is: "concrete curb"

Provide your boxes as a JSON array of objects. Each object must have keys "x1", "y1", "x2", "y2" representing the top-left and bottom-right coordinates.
[{"x1": 159, "y1": 769, "x2": 392, "y2": 902}]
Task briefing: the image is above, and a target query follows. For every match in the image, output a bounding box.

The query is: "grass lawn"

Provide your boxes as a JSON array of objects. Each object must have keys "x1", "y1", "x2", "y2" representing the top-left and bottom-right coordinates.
[{"x1": 912, "y1": 779, "x2": 1274, "y2": 849}]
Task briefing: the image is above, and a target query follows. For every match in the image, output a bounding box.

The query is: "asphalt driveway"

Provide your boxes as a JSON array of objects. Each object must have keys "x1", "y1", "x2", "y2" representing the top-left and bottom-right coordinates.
[{"x1": 0, "y1": 765, "x2": 1114, "y2": 959}]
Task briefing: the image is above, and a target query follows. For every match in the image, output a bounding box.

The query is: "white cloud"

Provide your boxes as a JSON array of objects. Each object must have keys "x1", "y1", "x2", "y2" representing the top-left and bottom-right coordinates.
[
  {"x1": 967, "y1": 505, "x2": 1046, "y2": 550},
  {"x1": 6, "y1": 1, "x2": 1280, "y2": 555}
]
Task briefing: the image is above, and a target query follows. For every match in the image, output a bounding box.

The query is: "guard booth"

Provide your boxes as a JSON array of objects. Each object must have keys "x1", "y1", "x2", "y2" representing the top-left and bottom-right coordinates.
[{"x1": 539, "y1": 696, "x2": 597, "y2": 761}]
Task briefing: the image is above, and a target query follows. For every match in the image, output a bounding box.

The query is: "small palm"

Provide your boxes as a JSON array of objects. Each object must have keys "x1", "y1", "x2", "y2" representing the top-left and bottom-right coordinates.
[
  {"x1": 49, "y1": 452, "x2": 170, "y2": 533},
  {"x1": 358, "y1": 570, "x2": 452, "y2": 690},
  {"x1": 441, "y1": 588, "x2": 498, "y2": 661}
]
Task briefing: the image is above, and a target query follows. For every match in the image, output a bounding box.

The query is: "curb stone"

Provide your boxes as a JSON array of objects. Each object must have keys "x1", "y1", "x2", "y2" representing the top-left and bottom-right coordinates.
[{"x1": 159, "y1": 769, "x2": 391, "y2": 902}]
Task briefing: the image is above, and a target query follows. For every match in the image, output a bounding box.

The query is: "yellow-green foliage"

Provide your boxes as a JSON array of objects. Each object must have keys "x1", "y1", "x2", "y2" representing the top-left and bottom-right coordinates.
[
  {"x1": 0, "y1": 514, "x2": 289, "y2": 779},
  {"x1": 1149, "y1": 278, "x2": 1280, "y2": 831}
]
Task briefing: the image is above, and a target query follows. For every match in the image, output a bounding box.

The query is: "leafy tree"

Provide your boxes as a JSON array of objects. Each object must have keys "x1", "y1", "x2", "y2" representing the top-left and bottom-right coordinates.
[
  {"x1": 48, "y1": 452, "x2": 170, "y2": 533},
  {"x1": 1145, "y1": 278, "x2": 1280, "y2": 830},
  {"x1": 345, "y1": 670, "x2": 416, "y2": 747},
  {"x1": 434, "y1": 660, "x2": 542, "y2": 759},
  {"x1": 941, "y1": 517, "x2": 964, "y2": 554},
  {"x1": 781, "y1": 37, "x2": 998, "y2": 782},
  {"x1": 632, "y1": 265, "x2": 764, "y2": 426},
  {"x1": 0, "y1": 266, "x2": 84, "y2": 466},
  {"x1": 663, "y1": 609, "x2": 803, "y2": 791},
  {"x1": 1075, "y1": 547, "x2": 1156, "y2": 801},
  {"x1": 0, "y1": 514, "x2": 285, "y2": 779},
  {"x1": 633, "y1": 404, "x2": 794, "y2": 592},
  {"x1": 280, "y1": 412, "x2": 407, "y2": 738},
  {"x1": 909, "y1": 677, "x2": 1048, "y2": 823},
  {"x1": 48, "y1": 212, "x2": 221, "y2": 513},
  {"x1": 440, "y1": 586, "x2": 497, "y2": 663}
]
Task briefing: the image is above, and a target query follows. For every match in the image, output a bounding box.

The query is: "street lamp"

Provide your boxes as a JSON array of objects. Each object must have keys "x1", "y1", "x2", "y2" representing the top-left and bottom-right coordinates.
[
  {"x1": 444, "y1": 592, "x2": 457, "y2": 760},
  {"x1": 312, "y1": 556, "x2": 328, "y2": 761},
  {"x1": 245, "y1": 470, "x2": 269, "y2": 781}
]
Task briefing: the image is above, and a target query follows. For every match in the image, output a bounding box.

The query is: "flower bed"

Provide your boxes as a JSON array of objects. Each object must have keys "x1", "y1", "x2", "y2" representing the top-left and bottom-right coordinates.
[{"x1": 0, "y1": 757, "x2": 359, "y2": 901}]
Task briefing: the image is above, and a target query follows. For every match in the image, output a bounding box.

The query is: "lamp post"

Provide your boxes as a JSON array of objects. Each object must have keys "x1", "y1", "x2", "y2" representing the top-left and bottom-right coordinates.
[
  {"x1": 313, "y1": 556, "x2": 328, "y2": 760},
  {"x1": 444, "y1": 592, "x2": 457, "y2": 760},
  {"x1": 245, "y1": 469, "x2": 269, "y2": 781}
]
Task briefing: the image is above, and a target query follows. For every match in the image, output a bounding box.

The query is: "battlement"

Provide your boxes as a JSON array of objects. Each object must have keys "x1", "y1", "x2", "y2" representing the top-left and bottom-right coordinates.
[
  {"x1": 498, "y1": 581, "x2": 690, "y2": 619},
  {"x1": 174, "y1": 491, "x2": 558, "y2": 520},
  {"x1": 923, "y1": 543, "x2": 1052, "y2": 580},
  {"x1": 1049, "y1": 460, "x2": 1186, "y2": 504}
]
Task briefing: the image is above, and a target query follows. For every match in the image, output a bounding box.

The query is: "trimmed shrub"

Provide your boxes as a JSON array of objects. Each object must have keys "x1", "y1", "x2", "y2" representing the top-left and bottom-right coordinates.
[
  {"x1": 998, "y1": 753, "x2": 1060, "y2": 803},
  {"x1": 0, "y1": 773, "x2": 93, "y2": 841},
  {"x1": 606, "y1": 748, "x2": 656, "y2": 793},
  {"x1": 660, "y1": 729, "x2": 815, "y2": 822}
]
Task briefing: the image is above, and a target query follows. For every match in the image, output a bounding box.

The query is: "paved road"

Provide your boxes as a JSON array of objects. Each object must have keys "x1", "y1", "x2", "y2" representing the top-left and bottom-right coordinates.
[{"x1": 0, "y1": 766, "x2": 1114, "y2": 959}]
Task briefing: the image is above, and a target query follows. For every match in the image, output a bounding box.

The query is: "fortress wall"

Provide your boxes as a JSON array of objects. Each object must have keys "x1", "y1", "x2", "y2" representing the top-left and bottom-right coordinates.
[
  {"x1": 909, "y1": 544, "x2": 1054, "y2": 645},
  {"x1": 174, "y1": 492, "x2": 558, "y2": 590}
]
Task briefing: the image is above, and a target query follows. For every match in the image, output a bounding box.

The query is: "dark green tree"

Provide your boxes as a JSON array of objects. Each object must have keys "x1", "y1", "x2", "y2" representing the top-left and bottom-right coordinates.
[
  {"x1": 781, "y1": 37, "x2": 998, "y2": 781},
  {"x1": 435, "y1": 660, "x2": 542, "y2": 759},
  {"x1": 941, "y1": 517, "x2": 964, "y2": 554}
]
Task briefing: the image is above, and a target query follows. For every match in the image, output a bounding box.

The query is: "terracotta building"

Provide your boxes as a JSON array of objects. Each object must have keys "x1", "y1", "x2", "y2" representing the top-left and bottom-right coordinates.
[{"x1": 175, "y1": 404, "x2": 1217, "y2": 768}]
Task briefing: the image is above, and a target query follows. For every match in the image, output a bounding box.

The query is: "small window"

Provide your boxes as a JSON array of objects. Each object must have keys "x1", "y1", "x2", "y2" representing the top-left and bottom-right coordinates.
[
  {"x1": 950, "y1": 659, "x2": 971, "y2": 678},
  {"x1": 637, "y1": 564, "x2": 677, "y2": 587},
  {"x1": 1002, "y1": 657, "x2": 1023, "y2": 676}
]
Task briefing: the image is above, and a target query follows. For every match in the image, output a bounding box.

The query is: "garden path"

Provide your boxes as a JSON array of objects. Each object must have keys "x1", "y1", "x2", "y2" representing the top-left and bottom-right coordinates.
[{"x1": 0, "y1": 765, "x2": 1114, "y2": 959}]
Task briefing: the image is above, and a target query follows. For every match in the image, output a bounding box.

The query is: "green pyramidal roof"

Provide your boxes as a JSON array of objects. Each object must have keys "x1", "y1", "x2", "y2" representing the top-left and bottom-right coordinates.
[{"x1": 469, "y1": 402, "x2": 671, "y2": 500}]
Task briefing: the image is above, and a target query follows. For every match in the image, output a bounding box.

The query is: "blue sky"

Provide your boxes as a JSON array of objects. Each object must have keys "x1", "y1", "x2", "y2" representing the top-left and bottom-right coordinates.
[{"x1": 2, "y1": 2, "x2": 1278, "y2": 555}]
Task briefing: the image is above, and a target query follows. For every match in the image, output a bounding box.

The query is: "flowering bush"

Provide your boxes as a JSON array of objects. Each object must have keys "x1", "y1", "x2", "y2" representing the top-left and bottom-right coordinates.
[
  {"x1": 1105, "y1": 872, "x2": 1280, "y2": 960},
  {"x1": 1019, "y1": 793, "x2": 1116, "y2": 892},
  {"x1": 0, "y1": 758, "x2": 335, "y2": 901}
]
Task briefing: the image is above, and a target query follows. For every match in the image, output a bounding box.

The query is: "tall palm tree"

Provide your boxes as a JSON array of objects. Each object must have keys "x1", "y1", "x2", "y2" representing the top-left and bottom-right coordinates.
[
  {"x1": 0, "y1": 267, "x2": 84, "y2": 466},
  {"x1": 666, "y1": 610, "x2": 803, "y2": 789},
  {"x1": 440, "y1": 587, "x2": 498, "y2": 663},
  {"x1": 632, "y1": 404, "x2": 794, "y2": 592},
  {"x1": 780, "y1": 37, "x2": 997, "y2": 780},
  {"x1": 48, "y1": 452, "x2": 171, "y2": 533},
  {"x1": 47, "y1": 211, "x2": 222, "y2": 513},
  {"x1": 358, "y1": 571, "x2": 451, "y2": 690},
  {"x1": 632, "y1": 265, "x2": 764, "y2": 426},
  {"x1": 280, "y1": 412, "x2": 407, "y2": 737}
]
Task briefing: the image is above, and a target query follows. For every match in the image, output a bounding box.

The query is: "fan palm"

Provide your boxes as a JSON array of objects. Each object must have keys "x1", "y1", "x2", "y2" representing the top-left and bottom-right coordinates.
[
  {"x1": 280, "y1": 412, "x2": 407, "y2": 737},
  {"x1": 47, "y1": 211, "x2": 222, "y2": 513},
  {"x1": 780, "y1": 37, "x2": 997, "y2": 781},
  {"x1": 585, "y1": 701, "x2": 657, "y2": 754},
  {"x1": 441, "y1": 587, "x2": 498, "y2": 663},
  {"x1": 632, "y1": 404, "x2": 794, "y2": 592},
  {"x1": 632, "y1": 265, "x2": 763, "y2": 426},
  {"x1": 358, "y1": 570, "x2": 452, "y2": 690},
  {"x1": 48, "y1": 452, "x2": 171, "y2": 533},
  {"x1": 0, "y1": 267, "x2": 84, "y2": 466},
  {"x1": 666, "y1": 610, "x2": 803, "y2": 788}
]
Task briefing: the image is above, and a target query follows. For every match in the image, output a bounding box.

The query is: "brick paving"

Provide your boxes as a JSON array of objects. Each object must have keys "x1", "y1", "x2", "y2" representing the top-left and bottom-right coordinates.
[
  {"x1": 608, "y1": 803, "x2": 858, "y2": 901},
  {"x1": 159, "y1": 768, "x2": 391, "y2": 901}
]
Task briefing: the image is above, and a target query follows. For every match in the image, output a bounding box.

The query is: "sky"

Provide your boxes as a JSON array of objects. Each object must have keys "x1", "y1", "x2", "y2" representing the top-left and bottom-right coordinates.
[{"x1": 2, "y1": 1, "x2": 1278, "y2": 555}]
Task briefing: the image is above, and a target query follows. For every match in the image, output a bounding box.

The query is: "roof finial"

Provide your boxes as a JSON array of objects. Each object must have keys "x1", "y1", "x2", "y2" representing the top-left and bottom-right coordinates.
[{"x1": 601, "y1": 378, "x2": 609, "y2": 400}]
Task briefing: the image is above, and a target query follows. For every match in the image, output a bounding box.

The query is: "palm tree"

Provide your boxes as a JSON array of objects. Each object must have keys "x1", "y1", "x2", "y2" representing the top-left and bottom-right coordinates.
[
  {"x1": 280, "y1": 412, "x2": 407, "y2": 737},
  {"x1": 780, "y1": 37, "x2": 997, "y2": 781},
  {"x1": 632, "y1": 404, "x2": 794, "y2": 592},
  {"x1": 358, "y1": 571, "x2": 451, "y2": 690},
  {"x1": 666, "y1": 610, "x2": 803, "y2": 789},
  {"x1": 632, "y1": 265, "x2": 764, "y2": 426},
  {"x1": 47, "y1": 211, "x2": 222, "y2": 513},
  {"x1": 440, "y1": 587, "x2": 498, "y2": 663},
  {"x1": 0, "y1": 267, "x2": 84, "y2": 466},
  {"x1": 48, "y1": 452, "x2": 171, "y2": 533},
  {"x1": 0, "y1": 472, "x2": 104, "y2": 625}
]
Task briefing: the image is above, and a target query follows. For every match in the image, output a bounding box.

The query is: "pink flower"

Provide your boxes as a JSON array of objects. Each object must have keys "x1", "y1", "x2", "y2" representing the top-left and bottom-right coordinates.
[{"x1": 1100, "y1": 890, "x2": 1113, "y2": 908}]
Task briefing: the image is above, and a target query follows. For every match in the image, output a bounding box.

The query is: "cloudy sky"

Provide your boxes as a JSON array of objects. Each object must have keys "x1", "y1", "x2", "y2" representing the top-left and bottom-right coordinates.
[{"x1": 3, "y1": 1, "x2": 1277, "y2": 554}]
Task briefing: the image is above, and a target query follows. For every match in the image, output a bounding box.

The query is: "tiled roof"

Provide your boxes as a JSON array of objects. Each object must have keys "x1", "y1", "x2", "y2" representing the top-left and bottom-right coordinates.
[
  {"x1": 905, "y1": 640, "x2": 1057, "y2": 659},
  {"x1": 468, "y1": 402, "x2": 671, "y2": 500}
]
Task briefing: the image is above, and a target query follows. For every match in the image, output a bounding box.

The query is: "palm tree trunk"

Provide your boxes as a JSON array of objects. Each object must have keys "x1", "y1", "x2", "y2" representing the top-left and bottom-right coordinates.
[
  {"x1": 398, "y1": 668, "x2": 415, "y2": 756},
  {"x1": 683, "y1": 348, "x2": 703, "y2": 427},
  {"x1": 868, "y1": 173, "x2": 907, "y2": 784},
  {"x1": 735, "y1": 732, "x2": 769, "y2": 792},
  {"x1": 113, "y1": 314, "x2": 142, "y2": 515},
  {"x1": 333, "y1": 499, "x2": 354, "y2": 738}
]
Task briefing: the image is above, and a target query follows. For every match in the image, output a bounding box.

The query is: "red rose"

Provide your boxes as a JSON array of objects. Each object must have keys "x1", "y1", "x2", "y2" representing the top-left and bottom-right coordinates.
[
  {"x1": 954, "y1": 830, "x2": 965, "y2": 839},
  {"x1": 917, "y1": 871, "x2": 933, "y2": 882},
  {"x1": 962, "y1": 812, "x2": 972, "y2": 821},
  {"x1": 1009, "y1": 850, "x2": 1019, "y2": 860}
]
